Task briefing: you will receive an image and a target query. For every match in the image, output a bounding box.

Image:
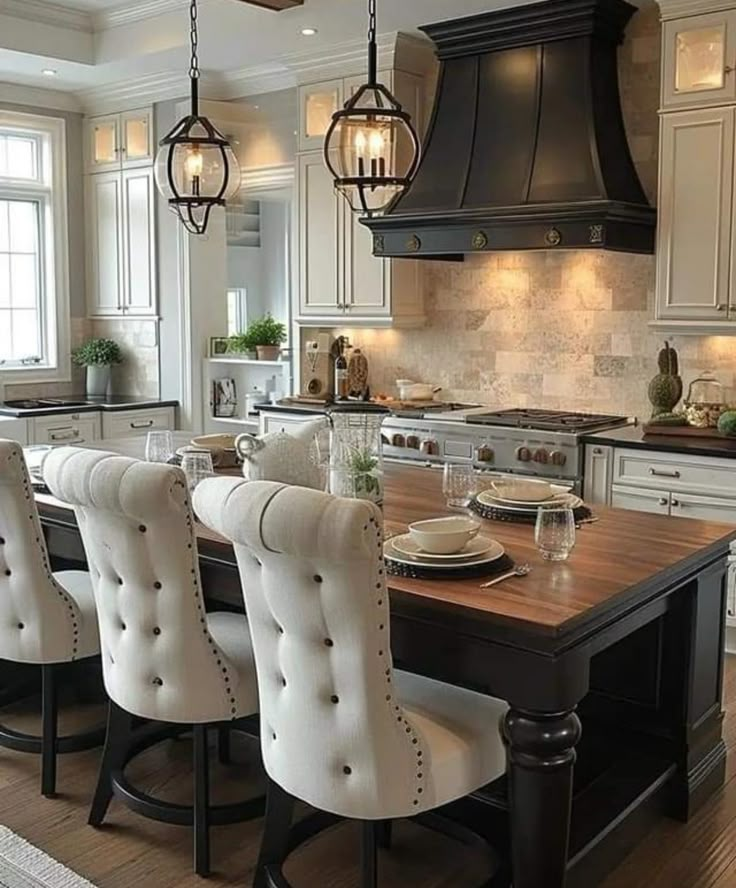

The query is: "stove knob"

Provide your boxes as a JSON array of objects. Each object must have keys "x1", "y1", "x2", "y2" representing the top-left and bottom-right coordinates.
[
  {"x1": 533, "y1": 448, "x2": 550, "y2": 464},
  {"x1": 516, "y1": 446, "x2": 532, "y2": 463},
  {"x1": 476, "y1": 445, "x2": 495, "y2": 463},
  {"x1": 391, "y1": 434, "x2": 406, "y2": 448},
  {"x1": 406, "y1": 435, "x2": 420, "y2": 450},
  {"x1": 420, "y1": 438, "x2": 439, "y2": 456},
  {"x1": 550, "y1": 450, "x2": 567, "y2": 467}
]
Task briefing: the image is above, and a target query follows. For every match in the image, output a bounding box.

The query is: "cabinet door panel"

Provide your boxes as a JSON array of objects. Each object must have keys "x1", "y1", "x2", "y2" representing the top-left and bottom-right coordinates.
[
  {"x1": 345, "y1": 211, "x2": 389, "y2": 315},
  {"x1": 121, "y1": 168, "x2": 156, "y2": 315},
  {"x1": 671, "y1": 492, "x2": 736, "y2": 522},
  {"x1": 85, "y1": 115, "x2": 120, "y2": 173},
  {"x1": 299, "y1": 81, "x2": 343, "y2": 152},
  {"x1": 663, "y1": 12, "x2": 736, "y2": 109},
  {"x1": 86, "y1": 172, "x2": 123, "y2": 316},
  {"x1": 584, "y1": 444, "x2": 613, "y2": 506},
  {"x1": 31, "y1": 413, "x2": 101, "y2": 446},
  {"x1": 121, "y1": 108, "x2": 154, "y2": 167},
  {"x1": 611, "y1": 485, "x2": 670, "y2": 515},
  {"x1": 656, "y1": 108, "x2": 735, "y2": 321},
  {"x1": 298, "y1": 153, "x2": 342, "y2": 316}
]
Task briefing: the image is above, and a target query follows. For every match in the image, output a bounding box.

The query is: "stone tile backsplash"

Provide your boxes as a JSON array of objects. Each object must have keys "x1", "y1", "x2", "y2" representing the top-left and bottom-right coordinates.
[{"x1": 319, "y1": 250, "x2": 736, "y2": 421}]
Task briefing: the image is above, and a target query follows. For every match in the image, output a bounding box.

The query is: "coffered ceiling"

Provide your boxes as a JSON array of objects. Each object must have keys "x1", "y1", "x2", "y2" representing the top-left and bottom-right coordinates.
[{"x1": 0, "y1": 0, "x2": 541, "y2": 111}]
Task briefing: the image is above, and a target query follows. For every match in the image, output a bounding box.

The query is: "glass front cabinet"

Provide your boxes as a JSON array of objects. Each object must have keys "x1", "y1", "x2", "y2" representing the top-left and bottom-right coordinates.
[
  {"x1": 663, "y1": 11, "x2": 736, "y2": 108},
  {"x1": 85, "y1": 108, "x2": 154, "y2": 173}
]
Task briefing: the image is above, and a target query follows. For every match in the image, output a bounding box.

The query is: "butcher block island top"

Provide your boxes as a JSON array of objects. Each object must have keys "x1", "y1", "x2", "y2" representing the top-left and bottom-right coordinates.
[
  {"x1": 32, "y1": 438, "x2": 736, "y2": 888},
  {"x1": 381, "y1": 465, "x2": 736, "y2": 639}
]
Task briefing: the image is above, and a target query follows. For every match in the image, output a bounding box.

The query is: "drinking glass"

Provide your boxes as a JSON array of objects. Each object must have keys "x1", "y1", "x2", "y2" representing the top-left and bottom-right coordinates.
[
  {"x1": 535, "y1": 506, "x2": 576, "y2": 561},
  {"x1": 181, "y1": 450, "x2": 215, "y2": 493},
  {"x1": 145, "y1": 430, "x2": 174, "y2": 464},
  {"x1": 442, "y1": 463, "x2": 478, "y2": 510}
]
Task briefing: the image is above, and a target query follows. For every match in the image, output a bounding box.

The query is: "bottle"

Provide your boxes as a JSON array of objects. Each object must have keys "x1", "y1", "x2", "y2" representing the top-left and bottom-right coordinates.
[{"x1": 334, "y1": 338, "x2": 349, "y2": 400}]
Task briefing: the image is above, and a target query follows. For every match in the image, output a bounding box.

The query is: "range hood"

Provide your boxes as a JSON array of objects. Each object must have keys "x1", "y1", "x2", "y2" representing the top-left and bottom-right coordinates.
[{"x1": 364, "y1": 0, "x2": 656, "y2": 259}]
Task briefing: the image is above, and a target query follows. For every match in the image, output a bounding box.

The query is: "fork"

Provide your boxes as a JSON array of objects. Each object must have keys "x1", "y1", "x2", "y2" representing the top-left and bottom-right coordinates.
[{"x1": 479, "y1": 563, "x2": 532, "y2": 589}]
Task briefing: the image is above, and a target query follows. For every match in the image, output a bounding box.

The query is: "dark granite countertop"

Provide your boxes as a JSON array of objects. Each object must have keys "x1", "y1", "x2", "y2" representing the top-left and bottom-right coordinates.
[
  {"x1": 0, "y1": 395, "x2": 179, "y2": 418},
  {"x1": 582, "y1": 424, "x2": 736, "y2": 459}
]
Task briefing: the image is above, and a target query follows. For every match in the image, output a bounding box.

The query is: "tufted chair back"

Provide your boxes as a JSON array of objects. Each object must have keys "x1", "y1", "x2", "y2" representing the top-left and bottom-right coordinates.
[
  {"x1": 44, "y1": 446, "x2": 245, "y2": 725},
  {"x1": 194, "y1": 477, "x2": 428, "y2": 821},
  {"x1": 0, "y1": 439, "x2": 85, "y2": 664}
]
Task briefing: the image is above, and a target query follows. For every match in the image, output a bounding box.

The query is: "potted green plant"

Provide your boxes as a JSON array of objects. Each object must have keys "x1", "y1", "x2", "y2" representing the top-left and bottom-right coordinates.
[
  {"x1": 226, "y1": 331, "x2": 257, "y2": 359},
  {"x1": 246, "y1": 314, "x2": 287, "y2": 361},
  {"x1": 72, "y1": 338, "x2": 124, "y2": 397}
]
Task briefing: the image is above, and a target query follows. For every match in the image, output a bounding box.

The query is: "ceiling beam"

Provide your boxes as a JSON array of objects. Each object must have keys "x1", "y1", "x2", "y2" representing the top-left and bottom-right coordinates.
[{"x1": 231, "y1": 0, "x2": 304, "y2": 9}]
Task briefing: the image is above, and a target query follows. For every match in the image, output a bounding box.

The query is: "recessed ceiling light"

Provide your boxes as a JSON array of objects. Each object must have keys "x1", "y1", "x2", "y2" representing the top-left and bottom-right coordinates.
[
  {"x1": 42, "y1": 69, "x2": 57, "y2": 77},
  {"x1": 301, "y1": 27, "x2": 318, "y2": 36}
]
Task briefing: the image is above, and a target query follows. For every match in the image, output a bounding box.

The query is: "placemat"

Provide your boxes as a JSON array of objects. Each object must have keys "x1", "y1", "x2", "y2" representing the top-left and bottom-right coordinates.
[
  {"x1": 470, "y1": 496, "x2": 593, "y2": 525},
  {"x1": 385, "y1": 551, "x2": 515, "y2": 581}
]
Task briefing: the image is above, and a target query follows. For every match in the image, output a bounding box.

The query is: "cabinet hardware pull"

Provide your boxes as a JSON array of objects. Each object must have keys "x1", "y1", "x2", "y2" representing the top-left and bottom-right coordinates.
[
  {"x1": 593, "y1": 447, "x2": 603, "y2": 455},
  {"x1": 726, "y1": 65, "x2": 735, "y2": 74},
  {"x1": 658, "y1": 497, "x2": 668, "y2": 506},
  {"x1": 50, "y1": 430, "x2": 79, "y2": 441},
  {"x1": 649, "y1": 468, "x2": 681, "y2": 478},
  {"x1": 717, "y1": 303, "x2": 727, "y2": 311},
  {"x1": 130, "y1": 420, "x2": 154, "y2": 429},
  {"x1": 672, "y1": 499, "x2": 681, "y2": 507}
]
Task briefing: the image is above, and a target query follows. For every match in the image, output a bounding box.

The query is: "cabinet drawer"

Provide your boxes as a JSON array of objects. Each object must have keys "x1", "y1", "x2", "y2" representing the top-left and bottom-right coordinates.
[
  {"x1": 32, "y1": 413, "x2": 101, "y2": 446},
  {"x1": 611, "y1": 484, "x2": 670, "y2": 515},
  {"x1": 102, "y1": 408, "x2": 175, "y2": 439},
  {"x1": 613, "y1": 448, "x2": 736, "y2": 498},
  {"x1": 670, "y1": 492, "x2": 736, "y2": 523}
]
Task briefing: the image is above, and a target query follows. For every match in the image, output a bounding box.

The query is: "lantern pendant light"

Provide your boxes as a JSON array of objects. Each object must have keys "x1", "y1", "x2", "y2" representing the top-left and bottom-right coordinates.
[
  {"x1": 154, "y1": 0, "x2": 241, "y2": 236},
  {"x1": 323, "y1": 0, "x2": 420, "y2": 217}
]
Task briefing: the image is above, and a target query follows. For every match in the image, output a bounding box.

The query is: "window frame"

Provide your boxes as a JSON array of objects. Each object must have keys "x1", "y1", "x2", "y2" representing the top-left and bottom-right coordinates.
[{"x1": 0, "y1": 111, "x2": 70, "y2": 383}]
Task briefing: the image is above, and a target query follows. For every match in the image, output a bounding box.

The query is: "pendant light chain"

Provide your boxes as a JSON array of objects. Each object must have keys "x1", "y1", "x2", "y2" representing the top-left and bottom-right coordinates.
[
  {"x1": 189, "y1": 0, "x2": 200, "y2": 81},
  {"x1": 367, "y1": 0, "x2": 377, "y2": 85}
]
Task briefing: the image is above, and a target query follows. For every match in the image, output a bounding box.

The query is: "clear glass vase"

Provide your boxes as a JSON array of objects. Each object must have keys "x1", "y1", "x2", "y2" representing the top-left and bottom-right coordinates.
[{"x1": 329, "y1": 408, "x2": 386, "y2": 506}]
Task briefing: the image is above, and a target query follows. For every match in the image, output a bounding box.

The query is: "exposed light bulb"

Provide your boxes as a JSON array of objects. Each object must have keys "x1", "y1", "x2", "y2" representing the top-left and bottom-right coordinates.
[
  {"x1": 355, "y1": 130, "x2": 367, "y2": 176},
  {"x1": 186, "y1": 149, "x2": 204, "y2": 177}
]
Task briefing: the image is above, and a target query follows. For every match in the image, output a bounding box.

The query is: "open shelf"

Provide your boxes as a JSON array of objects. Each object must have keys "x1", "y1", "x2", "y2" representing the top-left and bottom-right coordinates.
[{"x1": 207, "y1": 357, "x2": 290, "y2": 366}]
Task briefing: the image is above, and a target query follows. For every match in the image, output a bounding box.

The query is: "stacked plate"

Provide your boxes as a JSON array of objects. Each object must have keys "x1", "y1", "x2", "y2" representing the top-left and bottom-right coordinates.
[
  {"x1": 384, "y1": 532, "x2": 505, "y2": 571},
  {"x1": 476, "y1": 482, "x2": 582, "y2": 517}
]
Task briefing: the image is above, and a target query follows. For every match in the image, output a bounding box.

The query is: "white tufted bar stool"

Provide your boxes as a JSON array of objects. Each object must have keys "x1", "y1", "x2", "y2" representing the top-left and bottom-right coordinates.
[
  {"x1": 43, "y1": 446, "x2": 264, "y2": 877},
  {"x1": 194, "y1": 477, "x2": 510, "y2": 888},
  {"x1": 0, "y1": 439, "x2": 103, "y2": 798}
]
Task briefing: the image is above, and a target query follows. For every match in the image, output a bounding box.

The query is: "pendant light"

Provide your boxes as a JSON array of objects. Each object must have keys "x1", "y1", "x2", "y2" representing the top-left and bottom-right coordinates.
[
  {"x1": 154, "y1": 0, "x2": 241, "y2": 236},
  {"x1": 323, "y1": 0, "x2": 420, "y2": 217}
]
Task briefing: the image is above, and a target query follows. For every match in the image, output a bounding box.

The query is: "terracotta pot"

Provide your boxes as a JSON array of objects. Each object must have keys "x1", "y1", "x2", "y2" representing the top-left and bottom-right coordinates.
[{"x1": 256, "y1": 345, "x2": 282, "y2": 361}]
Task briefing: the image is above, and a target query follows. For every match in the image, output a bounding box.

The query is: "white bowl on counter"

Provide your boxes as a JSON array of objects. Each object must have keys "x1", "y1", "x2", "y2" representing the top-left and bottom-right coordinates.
[{"x1": 408, "y1": 516, "x2": 482, "y2": 555}]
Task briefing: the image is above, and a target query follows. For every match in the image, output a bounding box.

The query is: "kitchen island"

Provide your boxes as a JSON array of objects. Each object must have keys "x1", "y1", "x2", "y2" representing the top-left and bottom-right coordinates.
[{"x1": 34, "y1": 446, "x2": 735, "y2": 888}]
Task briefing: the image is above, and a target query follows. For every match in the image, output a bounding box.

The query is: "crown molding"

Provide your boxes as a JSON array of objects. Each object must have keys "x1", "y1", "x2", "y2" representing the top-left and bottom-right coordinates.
[
  {"x1": 656, "y1": 0, "x2": 735, "y2": 18},
  {"x1": 77, "y1": 71, "x2": 194, "y2": 114},
  {"x1": 0, "y1": 0, "x2": 92, "y2": 32},
  {"x1": 0, "y1": 80, "x2": 82, "y2": 112},
  {"x1": 94, "y1": 0, "x2": 193, "y2": 30}
]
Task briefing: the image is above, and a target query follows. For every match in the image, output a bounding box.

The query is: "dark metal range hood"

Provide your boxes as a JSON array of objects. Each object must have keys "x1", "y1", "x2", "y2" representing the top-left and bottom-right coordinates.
[{"x1": 364, "y1": 0, "x2": 656, "y2": 259}]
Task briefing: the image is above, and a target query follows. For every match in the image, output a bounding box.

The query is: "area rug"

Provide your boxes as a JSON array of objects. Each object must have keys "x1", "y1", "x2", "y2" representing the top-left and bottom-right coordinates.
[{"x1": 0, "y1": 827, "x2": 97, "y2": 888}]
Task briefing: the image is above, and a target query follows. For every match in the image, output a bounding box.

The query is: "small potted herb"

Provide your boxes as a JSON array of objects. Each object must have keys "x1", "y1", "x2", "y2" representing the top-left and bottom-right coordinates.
[
  {"x1": 246, "y1": 314, "x2": 287, "y2": 361},
  {"x1": 72, "y1": 338, "x2": 124, "y2": 397}
]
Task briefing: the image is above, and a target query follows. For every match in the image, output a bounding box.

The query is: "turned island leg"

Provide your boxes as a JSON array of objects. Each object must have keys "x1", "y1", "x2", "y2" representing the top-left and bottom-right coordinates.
[{"x1": 503, "y1": 707, "x2": 582, "y2": 888}]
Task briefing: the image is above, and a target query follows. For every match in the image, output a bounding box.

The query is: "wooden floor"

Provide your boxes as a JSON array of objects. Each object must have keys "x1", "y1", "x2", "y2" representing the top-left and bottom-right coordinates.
[{"x1": 3, "y1": 661, "x2": 736, "y2": 888}]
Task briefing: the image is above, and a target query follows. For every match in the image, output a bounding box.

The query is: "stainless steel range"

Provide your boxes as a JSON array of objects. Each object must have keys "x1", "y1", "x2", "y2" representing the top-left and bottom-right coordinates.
[{"x1": 382, "y1": 407, "x2": 632, "y2": 492}]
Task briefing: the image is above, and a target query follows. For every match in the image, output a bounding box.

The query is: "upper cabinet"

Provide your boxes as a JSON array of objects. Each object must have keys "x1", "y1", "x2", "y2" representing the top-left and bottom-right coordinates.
[
  {"x1": 296, "y1": 70, "x2": 425, "y2": 327},
  {"x1": 85, "y1": 108, "x2": 154, "y2": 173},
  {"x1": 84, "y1": 106, "x2": 157, "y2": 318},
  {"x1": 655, "y1": 5, "x2": 736, "y2": 332},
  {"x1": 298, "y1": 80, "x2": 344, "y2": 151},
  {"x1": 662, "y1": 11, "x2": 736, "y2": 109}
]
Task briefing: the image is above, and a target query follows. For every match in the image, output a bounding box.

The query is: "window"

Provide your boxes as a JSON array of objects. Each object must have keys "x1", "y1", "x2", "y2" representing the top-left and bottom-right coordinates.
[{"x1": 0, "y1": 113, "x2": 69, "y2": 379}]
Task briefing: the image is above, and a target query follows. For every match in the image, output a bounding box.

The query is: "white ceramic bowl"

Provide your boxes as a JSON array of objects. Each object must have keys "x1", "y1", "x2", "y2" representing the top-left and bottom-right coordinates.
[
  {"x1": 491, "y1": 478, "x2": 554, "y2": 503},
  {"x1": 408, "y1": 516, "x2": 481, "y2": 555}
]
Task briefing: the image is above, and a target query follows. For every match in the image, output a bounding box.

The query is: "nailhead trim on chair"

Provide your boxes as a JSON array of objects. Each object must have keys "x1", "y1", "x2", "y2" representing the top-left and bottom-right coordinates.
[{"x1": 4, "y1": 447, "x2": 82, "y2": 660}]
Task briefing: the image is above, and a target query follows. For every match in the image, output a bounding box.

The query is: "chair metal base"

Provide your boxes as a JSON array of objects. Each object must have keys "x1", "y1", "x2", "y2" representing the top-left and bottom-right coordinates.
[
  {"x1": 90, "y1": 702, "x2": 265, "y2": 877},
  {"x1": 0, "y1": 662, "x2": 105, "y2": 798},
  {"x1": 254, "y1": 778, "x2": 510, "y2": 888}
]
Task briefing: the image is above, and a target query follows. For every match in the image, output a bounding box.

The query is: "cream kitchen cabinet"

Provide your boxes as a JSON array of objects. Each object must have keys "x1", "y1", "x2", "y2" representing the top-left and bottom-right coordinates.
[
  {"x1": 86, "y1": 167, "x2": 157, "y2": 318},
  {"x1": 296, "y1": 71, "x2": 425, "y2": 327},
  {"x1": 31, "y1": 412, "x2": 101, "y2": 446},
  {"x1": 101, "y1": 406, "x2": 175, "y2": 439},
  {"x1": 298, "y1": 80, "x2": 344, "y2": 152},
  {"x1": 85, "y1": 108, "x2": 154, "y2": 173},
  {"x1": 591, "y1": 444, "x2": 736, "y2": 520},
  {"x1": 654, "y1": 107, "x2": 736, "y2": 326},
  {"x1": 662, "y1": 10, "x2": 736, "y2": 110}
]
